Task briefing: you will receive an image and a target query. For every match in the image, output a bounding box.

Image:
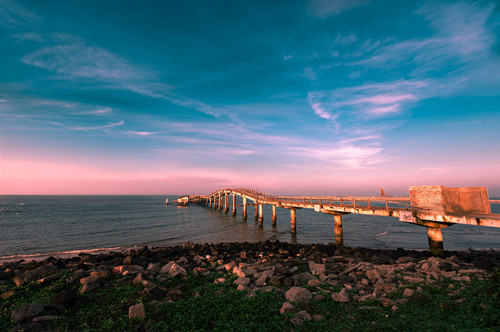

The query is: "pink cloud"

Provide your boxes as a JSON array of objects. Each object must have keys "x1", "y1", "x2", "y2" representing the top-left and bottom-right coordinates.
[
  {"x1": 366, "y1": 104, "x2": 401, "y2": 116},
  {"x1": 357, "y1": 94, "x2": 416, "y2": 105}
]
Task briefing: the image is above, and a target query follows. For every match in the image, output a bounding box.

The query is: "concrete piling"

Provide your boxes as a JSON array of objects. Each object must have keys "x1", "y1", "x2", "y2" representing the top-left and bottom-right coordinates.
[
  {"x1": 334, "y1": 213, "x2": 344, "y2": 247},
  {"x1": 242, "y1": 197, "x2": 247, "y2": 220},
  {"x1": 272, "y1": 205, "x2": 276, "y2": 226},
  {"x1": 290, "y1": 208, "x2": 296, "y2": 234},
  {"x1": 232, "y1": 194, "x2": 236, "y2": 216},
  {"x1": 427, "y1": 227, "x2": 444, "y2": 257}
]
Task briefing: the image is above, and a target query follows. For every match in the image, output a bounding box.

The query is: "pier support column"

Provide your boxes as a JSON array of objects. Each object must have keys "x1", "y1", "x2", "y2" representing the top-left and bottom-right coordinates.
[
  {"x1": 254, "y1": 201, "x2": 259, "y2": 221},
  {"x1": 290, "y1": 208, "x2": 297, "y2": 234},
  {"x1": 218, "y1": 194, "x2": 221, "y2": 211},
  {"x1": 258, "y1": 204, "x2": 263, "y2": 226},
  {"x1": 224, "y1": 193, "x2": 229, "y2": 213},
  {"x1": 272, "y1": 205, "x2": 276, "y2": 226},
  {"x1": 427, "y1": 227, "x2": 444, "y2": 257},
  {"x1": 232, "y1": 194, "x2": 236, "y2": 216},
  {"x1": 242, "y1": 197, "x2": 247, "y2": 220},
  {"x1": 333, "y1": 213, "x2": 344, "y2": 247},
  {"x1": 209, "y1": 197, "x2": 212, "y2": 208}
]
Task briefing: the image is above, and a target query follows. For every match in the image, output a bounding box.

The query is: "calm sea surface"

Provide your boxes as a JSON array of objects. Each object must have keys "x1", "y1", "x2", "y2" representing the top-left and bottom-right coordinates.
[{"x1": 1, "y1": 195, "x2": 499, "y2": 260}]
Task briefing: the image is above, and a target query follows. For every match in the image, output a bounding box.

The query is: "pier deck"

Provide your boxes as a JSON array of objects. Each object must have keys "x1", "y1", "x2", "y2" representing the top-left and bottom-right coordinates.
[{"x1": 185, "y1": 185, "x2": 499, "y2": 256}]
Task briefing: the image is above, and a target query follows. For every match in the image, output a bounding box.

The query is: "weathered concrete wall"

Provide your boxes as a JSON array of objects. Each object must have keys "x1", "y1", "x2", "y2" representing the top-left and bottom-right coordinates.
[
  {"x1": 409, "y1": 185, "x2": 491, "y2": 215},
  {"x1": 409, "y1": 185, "x2": 446, "y2": 214},
  {"x1": 442, "y1": 187, "x2": 490, "y2": 214}
]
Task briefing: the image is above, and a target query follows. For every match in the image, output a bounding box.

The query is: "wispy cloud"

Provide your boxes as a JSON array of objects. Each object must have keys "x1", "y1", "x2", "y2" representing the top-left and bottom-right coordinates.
[
  {"x1": 123, "y1": 131, "x2": 161, "y2": 136},
  {"x1": 0, "y1": 0, "x2": 41, "y2": 29},
  {"x1": 308, "y1": 0, "x2": 371, "y2": 18},
  {"x1": 349, "y1": 2, "x2": 496, "y2": 76},
  {"x1": 67, "y1": 120, "x2": 125, "y2": 131},
  {"x1": 291, "y1": 144, "x2": 384, "y2": 169},
  {"x1": 21, "y1": 34, "x2": 171, "y2": 98},
  {"x1": 75, "y1": 107, "x2": 112, "y2": 115},
  {"x1": 308, "y1": 79, "x2": 428, "y2": 122}
]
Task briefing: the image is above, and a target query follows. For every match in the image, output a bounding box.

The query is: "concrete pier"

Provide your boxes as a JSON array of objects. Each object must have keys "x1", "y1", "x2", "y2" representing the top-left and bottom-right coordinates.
[{"x1": 199, "y1": 186, "x2": 500, "y2": 256}]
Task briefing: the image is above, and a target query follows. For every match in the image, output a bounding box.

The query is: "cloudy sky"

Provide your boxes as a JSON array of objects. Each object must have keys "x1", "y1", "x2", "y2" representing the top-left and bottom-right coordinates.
[{"x1": 1, "y1": 0, "x2": 499, "y2": 195}]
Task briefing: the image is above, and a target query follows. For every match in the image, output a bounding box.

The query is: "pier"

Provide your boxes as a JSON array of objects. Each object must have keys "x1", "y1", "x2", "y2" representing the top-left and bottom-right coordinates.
[{"x1": 186, "y1": 185, "x2": 500, "y2": 256}]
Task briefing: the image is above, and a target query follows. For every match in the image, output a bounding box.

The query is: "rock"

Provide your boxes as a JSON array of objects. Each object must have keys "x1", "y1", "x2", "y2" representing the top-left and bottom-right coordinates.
[
  {"x1": 214, "y1": 278, "x2": 226, "y2": 284},
  {"x1": 441, "y1": 271, "x2": 456, "y2": 278},
  {"x1": 285, "y1": 287, "x2": 312, "y2": 304},
  {"x1": 232, "y1": 266, "x2": 254, "y2": 278},
  {"x1": 312, "y1": 314, "x2": 325, "y2": 321},
  {"x1": 276, "y1": 265, "x2": 291, "y2": 276},
  {"x1": 169, "y1": 263, "x2": 187, "y2": 278},
  {"x1": 293, "y1": 272, "x2": 315, "y2": 285},
  {"x1": 403, "y1": 288, "x2": 415, "y2": 297},
  {"x1": 308, "y1": 262, "x2": 326, "y2": 276},
  {"x1": 80, "y1": 282, "x2": 100, "y2": 294},
  {"x1": 268, "y1": 276, "x2": 280, "y2": 286},
  {"x1": 308, "y1": 279, "x2": 322, "y2": 287},
  {"x1": 146, "y1": 286, "x2": 166, "y2": 300},
  {"x1": 255, "y1": 274, "x2": 268, "y2": 286},
  {"x1": 472, "y1": 256, "x2": 498, "y2": 271},
  {"x1": 314, "y1": 294, "x2": 325, "y2": 302},
  {"x1": 280, "y1": 301, "x2": 294, "y2": 314},
  {"x1": 290, "y1": 310, "x2": 312, "y2": 326},
  {"x1": 224, "y1": 262, "x2": 235, "y2": 271},
  {"x1": 146, "y1": 263, "x2": 160, "y2": 273},
  {"x1": 403, "y1": 276, "x2": 425, "y2": 284},
  {"x1": 331, "y1": 288, "x2": 350, "y2": 303},
  {"x1": 233, "y1": 277, "x2": 251, "y2": 286},
  {"x1": 178, "y1": 256, "x2": 189, "y2": 264},
  {"x1": 113, "y1": 265, "x2": 144, "y2": 275},
  {"x1": 11, "y1": 302, "x2": 44, "y2": 323},
  {"x1": 91, "y1": 269, "x2": 111, "y2": 279},
  {"x1": 365, "y1": 269, "x2": 380, "y2": 281},
  {"x1": 193, "y1": 255, "x2": 205, "y2": 264},
  {"x1": 80, "y1": 274, "x2": 100, "y2": 285},
  {"x1": 133, "y1": 273, "x2": 145, "y2": 285},
  {"x1": 123, "y1": 256, "x2": 133, "y2": 265},
  {"x1": 236, "y1": 284, "x2": 247, "y2": 291},
  {"x1": 1, "y1": 289, "x2": 18, "y2": 299},
  {"x1": 51, "y1": 289, "x2": 78, "y2": 306},
  {"x1": 128, "y1": 303, "x2": 145, "y2": 319},
  {"x1": 379, "y1": 297, "x2": 394, "y2": 307},
  {"x1": 32, "y1": 315, "x2": 56, "y2": 322}
]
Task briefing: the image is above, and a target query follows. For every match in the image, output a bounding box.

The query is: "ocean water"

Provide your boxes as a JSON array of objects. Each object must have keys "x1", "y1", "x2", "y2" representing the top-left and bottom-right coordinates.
[{"x1": 1, "y1": 195, "x2": 499, "y2": 260}]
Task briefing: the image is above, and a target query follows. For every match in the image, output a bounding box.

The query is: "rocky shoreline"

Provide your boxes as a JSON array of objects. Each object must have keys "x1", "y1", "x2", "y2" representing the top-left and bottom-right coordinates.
[{"x1": 1, "y1": 241, "x2": 499, "y2": 330}]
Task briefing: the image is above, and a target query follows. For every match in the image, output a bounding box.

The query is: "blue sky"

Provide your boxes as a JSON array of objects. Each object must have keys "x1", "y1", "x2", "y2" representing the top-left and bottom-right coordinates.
[{"x1": 1, "y1": 0, "x2": 500, "y2": 195}]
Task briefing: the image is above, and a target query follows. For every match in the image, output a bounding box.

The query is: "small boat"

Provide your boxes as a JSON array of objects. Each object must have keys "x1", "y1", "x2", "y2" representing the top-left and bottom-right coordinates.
[{"x1": 165, "y1": 198, "x2": 169, "y2": 205}]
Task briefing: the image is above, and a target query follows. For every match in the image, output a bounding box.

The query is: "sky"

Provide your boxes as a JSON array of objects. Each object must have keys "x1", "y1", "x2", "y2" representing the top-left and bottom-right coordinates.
[{"x1": 1, "y1": 0, "x2": 499, "y2": 196}]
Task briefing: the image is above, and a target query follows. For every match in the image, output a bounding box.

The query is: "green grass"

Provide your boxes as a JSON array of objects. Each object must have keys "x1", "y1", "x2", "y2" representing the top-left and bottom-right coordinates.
[{"x1": 1, "y1": 268, "x2": 499, "y2": 331}]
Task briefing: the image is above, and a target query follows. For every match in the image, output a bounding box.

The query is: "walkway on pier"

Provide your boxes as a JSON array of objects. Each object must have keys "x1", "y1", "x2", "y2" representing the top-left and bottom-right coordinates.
[{"x1": 192, "y1": 186, "x2": 500, "y2": 256}]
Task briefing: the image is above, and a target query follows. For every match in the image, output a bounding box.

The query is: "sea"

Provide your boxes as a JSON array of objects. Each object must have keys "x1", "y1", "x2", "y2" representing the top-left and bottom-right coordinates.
[{"x1": 1, "y1": 195, "x2": 499, "y2": 262}]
